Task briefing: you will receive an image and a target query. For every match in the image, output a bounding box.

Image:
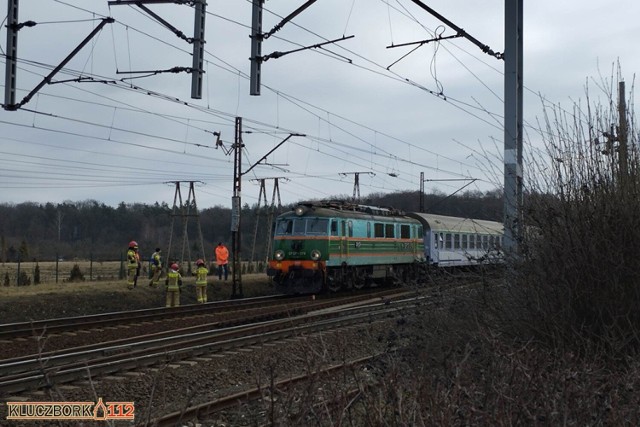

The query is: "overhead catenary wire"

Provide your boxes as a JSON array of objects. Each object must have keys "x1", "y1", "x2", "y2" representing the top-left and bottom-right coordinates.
[{"x1": 0, "y1": 0, "x2": 544, "y2": 206}]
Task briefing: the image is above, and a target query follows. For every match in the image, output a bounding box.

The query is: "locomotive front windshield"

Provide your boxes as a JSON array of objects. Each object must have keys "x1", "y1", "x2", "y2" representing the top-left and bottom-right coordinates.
[{"x1": 275, "y1": 218, "x2": 329, "y2": 236}]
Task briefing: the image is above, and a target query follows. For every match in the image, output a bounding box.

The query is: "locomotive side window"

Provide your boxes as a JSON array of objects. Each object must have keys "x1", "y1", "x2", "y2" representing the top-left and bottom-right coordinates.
[
  {"x1": 374, "y1": 223, "x2": 384, "y2": 237},
  {"x1": 454, "y1": 234, "x2": 460, "y2": 249},
  {"x1": 385, "y1": 224, "x2": 395, "y2": 238},
  {"x1": 331, "y1": 220, "x2": 338, "y2": 236},
  {"x1": 462, "y1": 234, "x2": 467, "y2": 249},
  {"x1": 401, "y1": 224, "x2": 410, "y2": 239},
  {"x1": 276, "y1": 220, "x2": 293, "y2": 235},
  {"x1": 469, "y1": 235, "x2": 476, "y2": 249},
  {"x1": 307, "y1": 218, "x2": 329, "y2": 235},
  {"x1": 482, "y1": 235, "x2": 488, "y2": 249},
  {"x1": 367, "y1": 222, "x2": 371, "y2": 238},
  {"x1": 445, "y1": 233, "x2": 452, "y2": 249}
]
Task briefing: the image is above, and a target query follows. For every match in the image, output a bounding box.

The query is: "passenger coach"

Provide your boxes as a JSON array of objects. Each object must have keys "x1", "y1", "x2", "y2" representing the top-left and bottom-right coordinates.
[{"x1": 408, "y1": 212, "x2": 503, "y2": 266}]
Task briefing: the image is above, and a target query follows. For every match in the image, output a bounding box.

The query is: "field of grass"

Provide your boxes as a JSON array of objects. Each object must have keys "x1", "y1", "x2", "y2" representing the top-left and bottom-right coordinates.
[{"x1": 0, "y1": 260, "x2": 271, "y2": 296}]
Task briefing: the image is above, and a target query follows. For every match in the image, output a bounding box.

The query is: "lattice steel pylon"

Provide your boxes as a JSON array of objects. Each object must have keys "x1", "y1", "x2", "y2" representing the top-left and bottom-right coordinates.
[
  {"x1": 166, "y1": 181, "x2": 207, "y2": 271},
  {"x1": 250, "y1": 177, "x2": 284, "y2": 264}
]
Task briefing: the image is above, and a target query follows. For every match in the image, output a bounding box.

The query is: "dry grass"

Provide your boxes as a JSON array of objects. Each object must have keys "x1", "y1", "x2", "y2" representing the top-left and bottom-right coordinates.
[{"x1": 0, "y1": 259, "x2": 271, "y2": 297}]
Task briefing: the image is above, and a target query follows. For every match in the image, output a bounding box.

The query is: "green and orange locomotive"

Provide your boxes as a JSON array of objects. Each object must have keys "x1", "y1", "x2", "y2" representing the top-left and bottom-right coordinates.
[{"x1": 267, "y1": 200, "x2": 504, "y2": 294}]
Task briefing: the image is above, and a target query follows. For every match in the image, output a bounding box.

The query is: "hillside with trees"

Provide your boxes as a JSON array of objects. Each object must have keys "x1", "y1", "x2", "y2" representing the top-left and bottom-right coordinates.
[{"x1": 0, "y1": 189, "x2": 503, "y2": 262}]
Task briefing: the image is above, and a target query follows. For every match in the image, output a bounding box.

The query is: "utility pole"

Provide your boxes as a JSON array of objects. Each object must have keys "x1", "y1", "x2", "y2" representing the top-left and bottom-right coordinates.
[
  {"x1": 3, "y1": 1, "x2": 113, "y2": 111},
  {"x1": 618, "y1": 81, "x2": 628, "y2": 181},
  {"x1": 230, "y1": 117, "x2": 244, "y2": 298},
  {"x1": 4, "y1": 0, "x2": 19, "y2": 108},
  {"x1": 420, "y1": 172, "x2": 425, "y2": 212},
  {"x1": 223, "y1": 120, "x2": 304, "y2": 298},
  {"x1": 249, "y1": 0, "x2": 351, "y2": 96},
  {"x1": 108, "y1": 0, "x2": 206, "y2": 99},
  {"x1": 503, "y1": 0, "x2": 523, "y2": 253}
]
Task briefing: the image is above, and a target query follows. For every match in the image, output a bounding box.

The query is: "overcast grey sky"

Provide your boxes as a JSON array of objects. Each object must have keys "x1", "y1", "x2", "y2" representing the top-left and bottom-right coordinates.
[{"x1": 1, "y1": 0, "x2": 637, "y2": 209}]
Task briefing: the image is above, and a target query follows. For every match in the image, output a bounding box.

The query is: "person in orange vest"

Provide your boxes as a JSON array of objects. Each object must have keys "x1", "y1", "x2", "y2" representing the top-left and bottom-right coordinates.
[
  {"x1": 215, "y1": 242, "x2": 229, "y2": 281},
  {"x1": 164, "y1": 263, "x2": 183, "y2": 307},
  {"x1": 126, "y1": 241, "x2": 140, "y2": 290},
  {"x1": 194, "y1": 259, "x2": 209, "y2": 303}
]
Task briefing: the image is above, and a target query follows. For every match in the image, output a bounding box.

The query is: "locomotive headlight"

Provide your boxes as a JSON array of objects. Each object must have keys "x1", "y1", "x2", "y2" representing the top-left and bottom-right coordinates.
[
  {"x1": 274, "y1": 250, "x2": 285, "y2": 261},
  {"x1": 310, "y1": 249, "x2": 321, "y2": 261},
  {"x1": 295, "y1": 205, "x2": 306, "y2": 216}
]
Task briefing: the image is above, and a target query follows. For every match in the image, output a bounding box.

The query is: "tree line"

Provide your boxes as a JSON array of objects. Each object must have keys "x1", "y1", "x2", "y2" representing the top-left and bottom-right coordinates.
[{"x1": 0, "y1": 189, "x2": 503, "y2": 263}]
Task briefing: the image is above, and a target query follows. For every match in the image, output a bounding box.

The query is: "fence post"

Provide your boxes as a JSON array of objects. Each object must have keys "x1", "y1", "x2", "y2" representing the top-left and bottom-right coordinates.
[{"x1": 119, "y1": 252, "x2": 125, "y2": 280}]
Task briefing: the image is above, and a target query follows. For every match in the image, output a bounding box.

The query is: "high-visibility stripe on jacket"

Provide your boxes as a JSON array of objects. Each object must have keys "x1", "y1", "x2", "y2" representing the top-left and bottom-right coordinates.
[
  {"x1": 127, "y1": 249, "x2": 138, "y2": 267},
  {"x1": 195, "y1": 266, "x2": 208, "y2": 286},
  {"x1": 166, "y1": 270, "x2": 182, "y2": 291},
  {"x1": 151, "y1": 252, "x2": 162, "y2": 268}
]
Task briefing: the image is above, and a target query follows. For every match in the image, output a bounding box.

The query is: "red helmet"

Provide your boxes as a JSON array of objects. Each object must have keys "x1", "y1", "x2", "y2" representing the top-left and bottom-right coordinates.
[
  {"x1": 171, "y1": 263, "x2": 179, "y2": 271},
  {"x1": 196, "y1": 259, "x2": 205, "y2": 266},
  {"x1": 129, "y1": 241, "x2": 138, "y2": 249}
]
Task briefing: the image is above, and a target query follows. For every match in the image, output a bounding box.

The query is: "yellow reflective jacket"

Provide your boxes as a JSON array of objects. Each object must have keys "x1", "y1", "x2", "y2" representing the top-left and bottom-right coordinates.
[
  {"x1": 165, "y1": 270, "x2": 182, "y2": 291},
  {"x1": 195, "y1": 266, "x2": 208, "y2": 286},
  {"x1": 127, "y1": 249, "x2": 138, "y2": 267}
]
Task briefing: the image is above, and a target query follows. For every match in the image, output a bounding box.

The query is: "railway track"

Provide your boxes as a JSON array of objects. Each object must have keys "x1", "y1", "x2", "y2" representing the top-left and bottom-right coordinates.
[
  {"x1": 1, "y1": 279, "x2": 492, "y2": 425},
  {"x1": 0, "y1": 289, "x2": 414, "y2": 395}
]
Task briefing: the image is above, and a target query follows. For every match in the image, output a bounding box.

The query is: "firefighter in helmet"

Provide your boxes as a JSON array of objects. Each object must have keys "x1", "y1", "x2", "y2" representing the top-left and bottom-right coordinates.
[
  {"x1": 149, "y1": 247, "x2": 162, "y2": 287},
  {"x1": 126, "y1": 241, "x2": 140, "y2": 290},
  {"x1": 165, "y1": 263, "x2": 183, "y2": 307},
  {"x1": 194, "y1": 259, "x2": 209, "y2": 303}
]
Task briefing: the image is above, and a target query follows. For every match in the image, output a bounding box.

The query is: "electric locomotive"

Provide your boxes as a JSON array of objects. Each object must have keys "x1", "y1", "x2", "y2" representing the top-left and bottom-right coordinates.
[
  {"x1": 267, "y1": 200, "x2": 426, "y2": 294},
  {"x1": 267, "y1": 200, "x2": 505, "y2": 295}
]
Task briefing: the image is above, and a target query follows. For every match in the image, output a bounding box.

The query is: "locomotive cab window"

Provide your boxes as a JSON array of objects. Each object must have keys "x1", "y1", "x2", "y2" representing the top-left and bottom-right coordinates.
[
  {"x1": 292, "y1": 219, "x2": 306, "y2": 235},
  {"x1": 445, "y1": 233, "x2": 452, "y2": 249},
  {"x1": 276, "y1": 220, "x2": 293, "y2": 235},
  {"x1": 347, "y1": 220, "x2": 353, "y2": 237}
]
